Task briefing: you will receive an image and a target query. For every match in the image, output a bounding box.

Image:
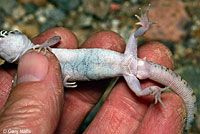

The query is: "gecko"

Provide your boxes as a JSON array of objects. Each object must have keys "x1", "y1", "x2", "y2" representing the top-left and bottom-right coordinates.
[{"x1": 0, "y1": 5, "x2": 196, "y2": 131}]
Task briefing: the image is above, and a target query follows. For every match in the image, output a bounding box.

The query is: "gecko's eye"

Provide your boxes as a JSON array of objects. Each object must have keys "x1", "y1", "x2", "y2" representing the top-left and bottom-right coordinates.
[
  {"x1": 9, "y1": 30, "x2": 20, "y2": 34},
  {"x1": 0, "y1": 30, "x2": 20, "y2": 38},
  {"x1": 0, "y1": 30, "x2": 9, "y2": 38}
]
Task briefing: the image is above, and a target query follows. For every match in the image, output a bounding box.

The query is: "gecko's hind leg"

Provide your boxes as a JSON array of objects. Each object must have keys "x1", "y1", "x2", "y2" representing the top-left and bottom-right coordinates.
[
  {"x1": 123, "y1": 75, "x2": 167, "y2": 109},
  {"x1": 134, "y1": 4, "x2": 156, "y2": 37},
  {"x1": 33, "y1": 36, "x2": 61, "y2": 54},
  {"x1": 63, "y1": 75, "x2": 77, "y2": 88}
]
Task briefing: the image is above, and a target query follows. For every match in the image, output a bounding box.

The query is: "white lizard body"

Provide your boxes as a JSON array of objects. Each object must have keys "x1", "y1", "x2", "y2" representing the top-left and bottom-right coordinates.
[{"x1": 0, "y1": 5, "x2": 196, "y2": 131}]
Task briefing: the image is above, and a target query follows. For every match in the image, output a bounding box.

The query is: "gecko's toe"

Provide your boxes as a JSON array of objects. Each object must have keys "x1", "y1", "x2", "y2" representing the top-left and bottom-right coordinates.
[
  {"x1": 135, "y1": 4, "x2": 156, "y2": 29},
  {"x1": 47, "y1": 46, "x2": 52, "y2": 52},
  {"x1": 135, "y1": 14, "x2": 141, "y2": 21},
  {"x1": 63, "y1": 75, "x2": 77, "y2": 88},
  {"x1": 32, "y1": 45, "x2": 40, "y2": 50},
  {"x1": 63, "y1": 81, "x2": 77, "y2": 88},
  {"x1": 155, "y1": 91, "x2": 166, "y2": 109},
  {"x1": 150, "y1": 86, "x2": 167, "y2": 109}
]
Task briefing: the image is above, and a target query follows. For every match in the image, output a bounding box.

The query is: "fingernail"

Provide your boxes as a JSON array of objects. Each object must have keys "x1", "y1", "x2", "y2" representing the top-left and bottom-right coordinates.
[{"x1": 17, "y1": 51, "x2": 49, "y2": 84}]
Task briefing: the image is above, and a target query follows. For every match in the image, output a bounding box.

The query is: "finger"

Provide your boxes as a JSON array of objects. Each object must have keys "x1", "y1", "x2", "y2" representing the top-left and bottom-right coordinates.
[
  {"x1": 84, "y1": 79, "x2": 149, "y2": 133},
  {"x1": 0, "y1": 51, "x2": 64, "y2": 134},
  {"x1": 136, "y1": 93, "x2": 185, "y2": 134},
  {"x1": 31, "y1": 27, "x2": 78, "y2": 49},
  {"x1": 138, "y1": 41, "x2": 174, "y2": 70},
  {"x1": 81, "y1": 30, "x2": 126, "y2": 52},
  {"x1": 84, "y1": 41, "x2": 175, "y2": 133},
  {"x1": 0, "y1": 54, "x2": 20, "y2": 111},
  {"x1": 0, "y1": 69, "x2": 13, "y2": 110},
  {"x1": 56, "y1": 31, "x2": 126, "y2": 133}
]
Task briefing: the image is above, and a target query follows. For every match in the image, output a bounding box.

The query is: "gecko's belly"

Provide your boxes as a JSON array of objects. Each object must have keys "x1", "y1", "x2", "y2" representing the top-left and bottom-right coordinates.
[
  {"x1": 52, "y1": 48, "x2": 124, "y2": 81},
  {"x1": 61, "y1": 62, "x2": 121, "y2": 81}
]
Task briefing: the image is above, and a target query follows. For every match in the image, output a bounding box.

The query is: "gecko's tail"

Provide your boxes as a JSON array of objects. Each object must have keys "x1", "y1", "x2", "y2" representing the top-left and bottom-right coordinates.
[{"x1": 147, "y1": 61, "x2": 197, "y2": 130}]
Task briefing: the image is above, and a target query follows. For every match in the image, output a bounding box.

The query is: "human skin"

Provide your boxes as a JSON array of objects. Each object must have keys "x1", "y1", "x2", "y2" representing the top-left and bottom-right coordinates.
[{"x1": 0, "y1": 27, "x2": 185, "y2": 134}]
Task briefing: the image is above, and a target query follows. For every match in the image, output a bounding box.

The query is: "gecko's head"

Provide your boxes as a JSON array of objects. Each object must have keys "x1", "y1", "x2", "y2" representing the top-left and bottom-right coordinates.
[{"x1": 0, "y1": 30, "x2": 31, "y2": 63}]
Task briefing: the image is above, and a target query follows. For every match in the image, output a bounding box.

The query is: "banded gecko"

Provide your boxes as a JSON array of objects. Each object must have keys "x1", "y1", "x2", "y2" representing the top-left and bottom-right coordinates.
[{"x1": 0, "y1": 5, "x2": 196, "y2": 131}]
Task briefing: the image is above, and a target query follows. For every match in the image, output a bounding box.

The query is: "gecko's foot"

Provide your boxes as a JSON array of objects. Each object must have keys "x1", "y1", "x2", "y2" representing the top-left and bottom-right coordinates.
[
  {"x1": 33, "y1": 36, "x2": 61, "y2": 55},
  {"x1": 33, "y1": 45, "x2": 52, "y2": 55},
  {"x1": 134, "y1": 4, "x2": 156, "y2": 37},
  {"x1": 149, "y1": 86, "x2": 167, "y2": 109},
  {"x1": 135, "y1": 4, "x2": 156, "y2": 27},
  {"x1": 63, "y1": 75, "x2": 77, "y2": 88}
]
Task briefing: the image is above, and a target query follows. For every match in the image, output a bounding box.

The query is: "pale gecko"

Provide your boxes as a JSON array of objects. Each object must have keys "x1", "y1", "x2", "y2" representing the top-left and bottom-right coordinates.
[{"x1": 0, "y1": 5, "x2": 196, "y2": 131}]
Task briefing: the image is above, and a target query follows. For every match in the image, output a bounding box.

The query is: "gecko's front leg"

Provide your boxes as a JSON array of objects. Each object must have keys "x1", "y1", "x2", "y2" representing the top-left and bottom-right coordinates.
[{"x1": 33, "y1": 36, "x2": 61, "y2": 54}]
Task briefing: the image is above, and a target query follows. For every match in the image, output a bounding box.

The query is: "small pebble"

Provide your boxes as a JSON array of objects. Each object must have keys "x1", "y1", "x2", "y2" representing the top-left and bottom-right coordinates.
[
  {"x1": 82, "y1": 0, "x2": 111, "y2": 19},
  {"x1": 19, "y1": 0, "x2": 47, "y2": 6},
  {"x1": 48, "y1": 0, "x2": 80, "y2": 12},
  {"x1": 77, "y1": 14, "x2": 93, "y2": 28},
  {"x1": 12, "y1": 6, "x2": 26, "y2": 21}
]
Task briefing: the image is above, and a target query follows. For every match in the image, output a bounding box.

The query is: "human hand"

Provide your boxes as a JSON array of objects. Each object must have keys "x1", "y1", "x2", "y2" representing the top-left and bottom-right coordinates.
[{"x1": 0, "y1": 27, "x2": 185, "y2": 134}]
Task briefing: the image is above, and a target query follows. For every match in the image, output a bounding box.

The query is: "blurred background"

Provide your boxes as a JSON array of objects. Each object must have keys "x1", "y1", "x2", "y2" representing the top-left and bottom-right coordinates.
[{"x1": 0, "y1": 0, "x2": 199, "y2": 133}]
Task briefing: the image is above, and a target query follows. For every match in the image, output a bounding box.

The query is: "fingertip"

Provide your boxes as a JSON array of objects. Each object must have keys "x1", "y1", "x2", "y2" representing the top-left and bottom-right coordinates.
[
  {"x1": 136, "y1": 93, "x2": 185, "y2": 134},
  {"x1": 0, "y1": 51, "x2": 64, "y2": 133},
  {"x1": 31, "y1": 27, "x2": 78, "y2": 49},
  {"x1": 17, "y1": 52, "x2": 49, "y2": 84},
  {"x1": 81, "y1": 30, "x2": 126, "y2": 53},
  {"x1": 0, "y1": 69, "x2": 13, "y2": 110},
  {"x1": 138, "y1": 41, "x2": 174, "y2": 70}
]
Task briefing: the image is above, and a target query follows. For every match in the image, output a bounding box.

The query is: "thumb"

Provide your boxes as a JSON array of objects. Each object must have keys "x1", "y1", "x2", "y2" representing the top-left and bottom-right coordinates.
[{"x1": 0, "y1": 51, "x2": 64, "y2": 134}]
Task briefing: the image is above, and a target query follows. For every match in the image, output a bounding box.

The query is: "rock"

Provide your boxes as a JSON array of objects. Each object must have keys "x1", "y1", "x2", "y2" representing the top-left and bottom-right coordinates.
[
  {"x1": 35, "y1": 6, "x2": 66, "y2": 32},
  {"x1": 111, "y1": 0, "x2": 124, "y2": 4},
  {"x1": 12, "y1": 6, "x2": 26, "y2": 21},
  {"x1": 40, "y1": 21, "x2": 60, "y2": 32},
  {"x1": 23, "y1": 3, "x2": 37, "y2": 14},
  {"x1": 130, "y1": 0, "x2": 138, "y2": 4},
  {"x1": 22, "y1": 14, "x2": 35, "y2": 23},
  {"x1": 82, "y1": 0, "x2": 111, "y2": 19},
  {"x1": 110, "y1": 2, "x2": 121, "y2": 13},
  {"x1": 35, "y1": 7, "x2": 65, "y2": 24},
  {"x1": 0, "y1": 0, "x2": 17, "y2": 15},
  {"x1": 144, "y1": 0, "x2": 191, "y2": 42},
  {"x1": 48, "y1": 9, "x2": 65, "y2": 22},
  {"x1": 35, "y1": 8, "x2": 47, "y2": 24},
  {"x1": 111, "y1": 19, "x2": 121, "y2": 32},
  {"x1": 0, "y1": 14, "x2": 4, "y2": 29},
  {"x1": 76, "y1": 14, "x2": 93, "y2": 28},
  {"x1": 19, "y1": 0, "x2": 47, "y2": 6},
  {"x1": 48, "y1": 0, "x2": 80, "y2": 12}
]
